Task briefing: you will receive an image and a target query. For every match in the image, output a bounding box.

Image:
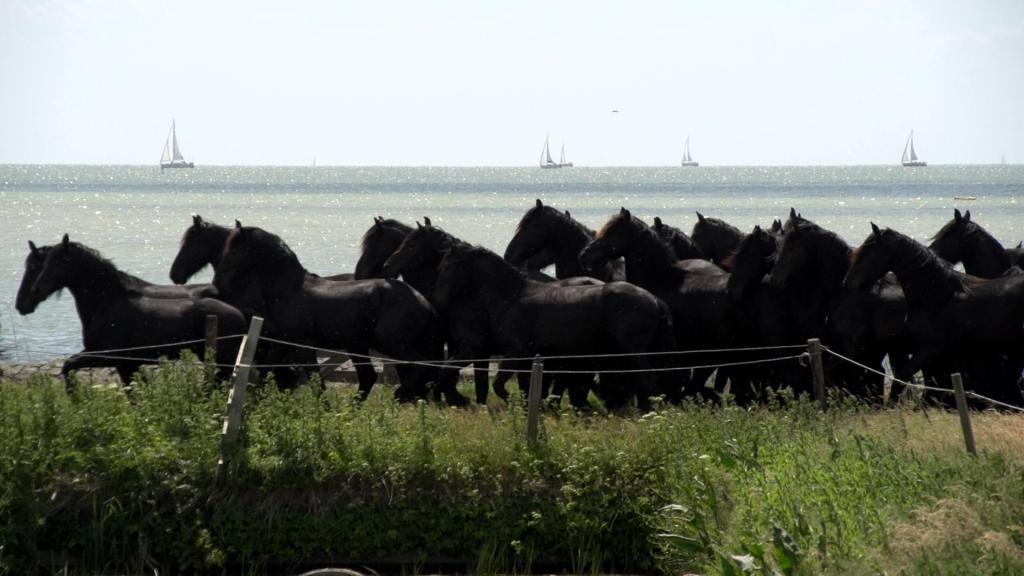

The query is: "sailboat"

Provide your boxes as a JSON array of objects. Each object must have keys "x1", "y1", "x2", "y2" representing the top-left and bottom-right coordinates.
[
  {"x1": 901, "y1": 130, "x2": 926, "y2": 167},
  {"x1": 558, "y1": 143, "x2": 573, "y2": 168},
  {"x1": 540, "y1": 135, "x2": 572, "y2": 168},
  {"x1": 680, "y1": 136, "x2": 699, "y2": 167},
  {"x1": 160, "y1": 119, "x2": 194, "y2": 170}
]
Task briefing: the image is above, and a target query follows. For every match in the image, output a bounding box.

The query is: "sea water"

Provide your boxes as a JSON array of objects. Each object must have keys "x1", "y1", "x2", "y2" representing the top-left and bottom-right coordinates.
[{"x1": 2, "y1": 164, "x2": 1023, "y2": 360}]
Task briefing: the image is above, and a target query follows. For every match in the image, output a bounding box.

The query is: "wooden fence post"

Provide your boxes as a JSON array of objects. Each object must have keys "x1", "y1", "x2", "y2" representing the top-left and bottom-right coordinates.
[
  {"x1": 217, "y1": 316, "x2": 264, "y2": 484},
  {"x1": 951, "y1": 372, "x2": 977, "y2": 456},
  {"x1": 204, "y1": 314, "x2": 218, "y2": 383},
  {"x1": 526, "y1": 356, "x2": 544, "y2": 447},
  {"x1": 807, "y1": 338, "x2": 826, "y2": 410}
]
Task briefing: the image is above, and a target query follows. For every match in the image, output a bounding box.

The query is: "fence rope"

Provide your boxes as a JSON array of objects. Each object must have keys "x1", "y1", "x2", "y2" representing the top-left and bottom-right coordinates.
[
  {"x1": 198, "y1": 353, "x2": 804, "y2": 374},
  {"x1": 258, "y1": 335, "x2": 808, "y2": 365},
  {"x1": 824, "y1": 347, "x2": 1024, "y2": 412},
  {"x1": 822, "y1": 347, "x2": 952, "y2": 394}
]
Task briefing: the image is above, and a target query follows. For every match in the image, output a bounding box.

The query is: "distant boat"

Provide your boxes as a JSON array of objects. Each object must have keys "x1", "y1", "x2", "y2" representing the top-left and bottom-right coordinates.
[
  {"x1": 540, "y1": 135, "x2": 572, "y2": 169},
  {"x1": 680, "y1": 136, "x2": 699, "y2": 167},
  {"x1": 901, "y1": 130, "x2": 926, "y2": 167},
  {"x1": 160, "y1": 119, "x2": 194, "y2": 170}
]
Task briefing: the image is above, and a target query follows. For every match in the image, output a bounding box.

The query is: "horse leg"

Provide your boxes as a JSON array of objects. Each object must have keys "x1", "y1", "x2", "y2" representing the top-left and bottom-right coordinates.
[
  {"x1": 473, "y1": 360, "x2": 490, "y2": 405},
  {"x1": 60, "y1": 353, "x2": 129, "y2": 388},
  {"x1": 349, "y1": 348, "x2": 378, "y2": 400},
  {"x1": 492, "y1": 360, "x2": 514, "y2": 401}
]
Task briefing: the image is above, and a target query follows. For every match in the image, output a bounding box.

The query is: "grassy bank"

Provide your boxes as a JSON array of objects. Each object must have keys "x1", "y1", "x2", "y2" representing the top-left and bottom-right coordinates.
[{"x1": 2, "y1": 359, "x2": 1023, "y2": 575}]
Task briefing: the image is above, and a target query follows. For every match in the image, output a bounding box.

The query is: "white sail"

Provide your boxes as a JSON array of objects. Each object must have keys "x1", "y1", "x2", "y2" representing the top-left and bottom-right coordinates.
[
  {"x1": 171, "y1": 121, "x2": 184, "y2": 161},
  {"x1": 160, "y1": 130, "x2": 172, "y2": 164},
  {"x1": 559, "y1": 144, "x2": 565, "y2": 165},
  {"x1": 545, "y1": 137, "x2": 554, "y2": 165},
  {"x1": 160, "y1": 119, "x2": 194, "y2": 168},
  {"x1": 683, "y1": 137, "x2": 691, "y2": 163},
  {"x1": 901, "y1": 130, "x2": 925, "y2": 166},
  {"x1": 902, "y1": 131, "x2": 913, "y2": 163}
]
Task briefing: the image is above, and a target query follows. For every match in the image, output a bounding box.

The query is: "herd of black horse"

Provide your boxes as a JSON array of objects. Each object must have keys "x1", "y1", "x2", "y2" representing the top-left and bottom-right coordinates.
[{"x1": 14, "y1": 200, "x2": 1024, "y2": 410}]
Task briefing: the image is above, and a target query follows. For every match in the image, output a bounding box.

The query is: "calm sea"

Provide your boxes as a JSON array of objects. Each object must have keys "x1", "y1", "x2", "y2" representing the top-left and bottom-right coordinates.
[{"x1": 2, "y1": 164, "x2": 1023, "y2": 360}]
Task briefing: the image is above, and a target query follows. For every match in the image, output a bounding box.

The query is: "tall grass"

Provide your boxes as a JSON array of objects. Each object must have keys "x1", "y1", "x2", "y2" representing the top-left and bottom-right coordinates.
[{"x1": 1, "y1": 359, "x2": 1022, "y2": 574}]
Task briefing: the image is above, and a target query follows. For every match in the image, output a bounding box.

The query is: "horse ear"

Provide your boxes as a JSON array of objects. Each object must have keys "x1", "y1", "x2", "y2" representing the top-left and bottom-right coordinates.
[
  {"x1": 964, "y1": 210, "x2": 971, "y2": 222},
  {"x1": 192, "y1": 214, "x2": 202, "y2": 226},
  {"x1": 696, "y1": 211, "x2": 705, "y2": 222},
  {"x1": 424, "y1": 216, "x2": 432, "y2": 226},
  {"x1": 954, "y1": 208, "x2": 963, "y2": 222},
  {"x1": 28, "y1": 240, "x2": 37, "y2": 254},
  {"x1": 753, "y1": 225, "x2": 762, "y2": 234},
  {"x1": 871, "y1": 222, "x2": 881, "y2": 238},
  {"x1": 61, "y1": 233, "x2": 70, "y2": 248},
  {"x1": 1018, "y1": 241, "x2": 1022, "y2": 249},
  {"x1": 620, "y1": 207, "x2": 631, "y2": 218},
  {"x1": 416, "y1": 221, "x2": 423, "y2": 229},
  {"x1": 653, "y1": 216, "x2": 663, "y2": 228},
  {"x1": 235, "y1": 220, "x2": 242, "y2": 230},
  {"x1": 564, "y1": 210, "x2": 571, "y2": 218},
  {"x1": 536, "y1": 198, "x2": 543, "y2": 208}
]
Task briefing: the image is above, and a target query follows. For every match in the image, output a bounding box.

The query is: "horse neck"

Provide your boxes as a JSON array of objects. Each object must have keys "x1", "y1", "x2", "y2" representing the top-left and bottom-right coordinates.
[
  {"x1": 963, "y1": 231, "x2": 1010, "y2": 277},
  {"x1": 622, "y1": 229, "x2": 684, "y2": 290},
  {"x1": 399, "y1": 259, "x2": 440, "y2": 297},
  {"x1": 62, "y1": 252, "x2": 132, "y2": 315},
  {"x1": 251, "y1": 248, "x2": 308, "y2": 300},
  {"x1": 551, "y1": 219, "x2": 595, "y2": 277},
  {"x1": 889, "y1": 241, "x2": 964, "y2": 306},
  {"x1": 206, "y1": 226, "x2": 233, "y2": 269}
]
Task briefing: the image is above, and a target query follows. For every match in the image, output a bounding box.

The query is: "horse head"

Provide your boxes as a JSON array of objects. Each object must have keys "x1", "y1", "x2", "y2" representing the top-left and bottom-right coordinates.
[
  {"x1": 580, "y1": 207, "x2": 643, "y2": 270},
  {"x1": 170, "y1": 214, "x2": 231, "y2": 284},
  {"x1": 355, "y1": 217, "x2": 413, "y2": 279},
  {"x1": 928, "y1": 208, "x2": 975, "y2": 265},
  {"x1": 845, "y1": 223, "x2": 896, "y2": 290},
  {"x1": 382, "y1": 221, "x2": 455, "y2": 280},
  {"x1": 16, "y1": 240, "x2": 52, "y2": 314},
  {"x1": 726, "y1": 225, "x2": 776, "y2": 294},
  {"x1": 504, "y1": 199, "x2": 564, "y2": 268}
]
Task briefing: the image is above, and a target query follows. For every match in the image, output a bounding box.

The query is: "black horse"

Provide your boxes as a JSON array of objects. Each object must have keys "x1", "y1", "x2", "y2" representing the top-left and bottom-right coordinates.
[
  {"x1": 580, "y1": 208, "x2": 742, "y2": 398},
  {"x1": 433, "y1": 242, "x2": 677, "y2": 410},
  {"x1": 846, "y1": 224, "x2": 1024, "y2": 405},
  {"x1": 770, "y1": 210, "x2": 910, "y2": 400},
  {"x1": 929, "y1": 209, "x2": 1014, "y2": 278},
  {"x1": 380, "y1": 220, "x2": 504, "y2": 405},
  {"x1": 213, "y1": 223, "x2": 447, "y2": 402},
  {"x1": 652, "y1": 217, "x2": 705, "y2": 260},
  {"x1": 722, "y1": 226, "x2": 802, "y2": 397},
  {"x1": 17, "y1": 235, "x2": 247, "y2": 385},
  {"x1": 504, "y1": 199, "x2": 625, "y2": 282},
  {"x1": 691, "y1": 212, "x2": 745, "y2": 268}
]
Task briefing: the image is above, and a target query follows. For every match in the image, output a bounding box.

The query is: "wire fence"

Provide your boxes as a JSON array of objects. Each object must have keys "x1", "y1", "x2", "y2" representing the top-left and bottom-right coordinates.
[
  {"x1": 823, "y1": 347, "x2": 1024, "y2": 413},
  {"x1": 7, "y1": 330, "x2": 1024, "y2": 413}
]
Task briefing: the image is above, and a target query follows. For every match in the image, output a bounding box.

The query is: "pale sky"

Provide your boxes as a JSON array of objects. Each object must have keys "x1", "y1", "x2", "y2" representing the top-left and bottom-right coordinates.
[{"x1": 2, "y1": 0, "x2": 1023, "y2": 166}]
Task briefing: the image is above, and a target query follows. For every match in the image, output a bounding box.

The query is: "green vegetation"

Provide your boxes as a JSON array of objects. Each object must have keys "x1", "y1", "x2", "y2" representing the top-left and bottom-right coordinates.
[{"x1": 2, "y1": 358, "x2": 1023, "y2": 574}]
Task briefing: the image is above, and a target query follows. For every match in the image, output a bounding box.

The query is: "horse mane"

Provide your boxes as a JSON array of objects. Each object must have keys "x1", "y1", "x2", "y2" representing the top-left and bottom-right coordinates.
[
  {"x1": 63, "y1": 241, "x2": 148, "y2": 292},
  {"x1": 361, "y1": 219, "x2": 413, "y2": 253},
  {"x1": 694, "y1": 215, "x2": 742, "y2": 237},
  {"x1": 225, "y1": 226, "x2": 305, "y2": 273},
  {"x1": 888, "y1": 229, "x2": 967, "y2": 287},
  {"x1": 722, "y1": 229, "x2": 775, "y2": 270},
  {"x1": 517, "y1": 204, "x2": 596, "y2": 239},
  {"x1": 180, "y1": 218, "x2": 229, "y2": 246}
]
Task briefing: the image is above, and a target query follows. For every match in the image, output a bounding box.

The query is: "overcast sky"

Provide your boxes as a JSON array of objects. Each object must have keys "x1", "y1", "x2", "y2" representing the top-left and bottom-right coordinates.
[{"x1": 2, "y1": 0, "x2": 1022, "y2": 166}]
